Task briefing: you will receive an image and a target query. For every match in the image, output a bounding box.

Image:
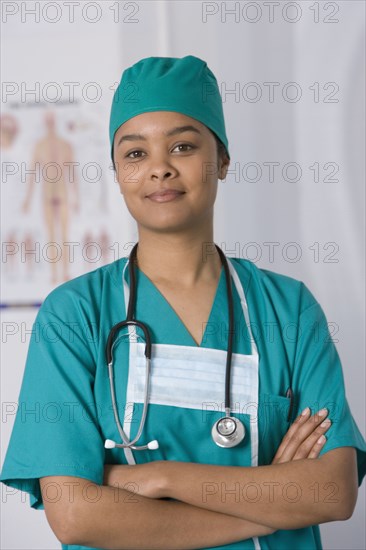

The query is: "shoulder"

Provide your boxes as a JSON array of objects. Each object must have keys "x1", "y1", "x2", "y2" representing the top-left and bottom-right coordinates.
[
  {"x1": 229, "y1": 257, "x2": 321, "y2": 316},
  {"x1": 40, "y1": 257, "x2": 128, "y2": 319}
]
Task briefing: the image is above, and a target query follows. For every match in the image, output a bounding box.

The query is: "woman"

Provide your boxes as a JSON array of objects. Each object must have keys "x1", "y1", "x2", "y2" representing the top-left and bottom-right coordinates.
[{"x1": 1, "y1": 55, "x2": 365, "y2": 550}]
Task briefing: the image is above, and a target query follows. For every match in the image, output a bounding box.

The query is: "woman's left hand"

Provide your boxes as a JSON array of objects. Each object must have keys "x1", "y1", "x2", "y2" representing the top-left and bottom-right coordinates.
[{"x1": 103, "y1": 461, "x2": 167, "y2": 499}]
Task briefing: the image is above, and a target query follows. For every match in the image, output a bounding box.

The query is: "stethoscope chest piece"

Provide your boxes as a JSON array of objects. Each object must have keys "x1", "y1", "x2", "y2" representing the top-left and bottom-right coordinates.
[{"x1": 211, "y1": 416, "x2": 245, "y2": 448}]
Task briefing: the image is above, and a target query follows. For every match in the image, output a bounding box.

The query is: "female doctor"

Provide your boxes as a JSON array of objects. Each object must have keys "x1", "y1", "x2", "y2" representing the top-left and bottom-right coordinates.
[{"x1": 1, "y1": 55, "x2": 365, "y2": 550}]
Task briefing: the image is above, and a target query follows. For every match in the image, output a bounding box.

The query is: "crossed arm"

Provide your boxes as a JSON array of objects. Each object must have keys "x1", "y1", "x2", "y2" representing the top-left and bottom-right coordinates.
[{"x1": 40, "y1": 408, "x2": 358, "y2": 549}]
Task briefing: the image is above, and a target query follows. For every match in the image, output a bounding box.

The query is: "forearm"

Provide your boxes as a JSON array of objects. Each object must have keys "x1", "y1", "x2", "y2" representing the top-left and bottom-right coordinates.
[
  {"x1": 162, "y1": 451, "x2": 353, "y2": 530},
  {"x1": 68, "y1": 481, "x2": 273, "y2": 549}
]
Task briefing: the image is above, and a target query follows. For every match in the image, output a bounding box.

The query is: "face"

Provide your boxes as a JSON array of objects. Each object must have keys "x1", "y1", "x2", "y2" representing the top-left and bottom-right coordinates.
[{"x1": 113, "y1": 111, "x2": 229, "y2": 235}]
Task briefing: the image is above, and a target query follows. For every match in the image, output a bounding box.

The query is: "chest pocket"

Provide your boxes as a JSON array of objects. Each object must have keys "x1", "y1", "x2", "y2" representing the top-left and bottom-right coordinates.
[
  {"x1": 123, "y1": 342, "x2": 260, "y2": 468},
  {"x1": 257, "y1": 393, "x2": 292, "y2": 465}
]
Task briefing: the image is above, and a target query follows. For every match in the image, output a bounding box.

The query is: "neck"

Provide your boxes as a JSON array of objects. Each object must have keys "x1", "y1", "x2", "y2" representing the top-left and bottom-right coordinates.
[{"x1": 134, "y1": 227, "x2": 222, "y2": 288}]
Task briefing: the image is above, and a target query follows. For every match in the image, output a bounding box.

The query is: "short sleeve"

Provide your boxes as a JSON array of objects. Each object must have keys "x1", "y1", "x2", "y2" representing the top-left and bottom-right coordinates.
[
  {"x1": 0, "y1": 297, "x2": 105, "y2": 509},
  {"x1": 292, "y1": 285, "x2": 366, "y2": 486}
]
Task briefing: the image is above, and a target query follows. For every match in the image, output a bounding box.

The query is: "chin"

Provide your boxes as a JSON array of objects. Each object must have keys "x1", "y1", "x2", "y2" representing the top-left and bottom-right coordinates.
[{"x1": 138, "y1": 217, "x2": 193, "y2": 234}]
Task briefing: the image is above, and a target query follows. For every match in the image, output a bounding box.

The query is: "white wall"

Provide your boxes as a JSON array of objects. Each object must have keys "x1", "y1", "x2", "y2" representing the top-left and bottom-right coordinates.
[{"x1": 1, "y1": 1, "x2": 365, "y2": 549}]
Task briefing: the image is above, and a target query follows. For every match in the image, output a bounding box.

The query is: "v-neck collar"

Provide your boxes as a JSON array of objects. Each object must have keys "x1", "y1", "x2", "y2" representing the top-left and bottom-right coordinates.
[{"x1": 134, "y1": 264, "x2": 225, "y2": 348}]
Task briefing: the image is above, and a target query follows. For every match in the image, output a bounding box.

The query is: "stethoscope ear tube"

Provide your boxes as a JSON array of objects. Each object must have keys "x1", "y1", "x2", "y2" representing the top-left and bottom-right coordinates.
[
  {"x1": 106, "y1": 243, "x2": 152, "y2": 366},
  {"x1": 106, "y1": 353, "x2": 155, "y2": 450},
  {"x1": 104, "y1": 438, "x2": 159, "y2": 450},
  {"x1": 106, "y1": 320, "x2": 152, "y2": 365},
  {"x1": 105, "y1": 244, "x2": 155, "y2": 453}
]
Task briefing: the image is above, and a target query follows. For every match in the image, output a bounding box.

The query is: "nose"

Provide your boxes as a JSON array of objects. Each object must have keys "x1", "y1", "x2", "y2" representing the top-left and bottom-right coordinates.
[{"x1": 149, "y1": 152, "x2": 178, "y2": 181}]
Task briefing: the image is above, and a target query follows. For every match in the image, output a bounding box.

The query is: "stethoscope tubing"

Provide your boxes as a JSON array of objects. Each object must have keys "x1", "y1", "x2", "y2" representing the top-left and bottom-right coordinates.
[
  {"x1": 105, "y1": 243, "x2": 294, "y2": 451},
  {"x1": 216, "y1": 246, "x2": 235, "y2": 414},
  {"x1": 108, "y1": 243, "x2": 236, "y2": 410},
  {"x1": 106, "y1": 320, "x2": 152, "y2": 364}
]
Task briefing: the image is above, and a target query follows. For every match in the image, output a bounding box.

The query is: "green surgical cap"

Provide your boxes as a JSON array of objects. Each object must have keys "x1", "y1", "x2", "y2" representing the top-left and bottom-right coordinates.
[{"x1": 109, "y1": 55, "x2": 230, "y2": 162}]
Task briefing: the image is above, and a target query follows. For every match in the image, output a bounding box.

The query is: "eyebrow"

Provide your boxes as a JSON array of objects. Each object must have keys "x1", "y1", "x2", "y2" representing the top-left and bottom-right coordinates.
[{"x1": 116, "y1": 125, "x2": 202, "y2": 147}]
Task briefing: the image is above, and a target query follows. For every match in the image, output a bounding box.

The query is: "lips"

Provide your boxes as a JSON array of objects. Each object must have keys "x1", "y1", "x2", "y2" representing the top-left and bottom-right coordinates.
[{"x1": 146, "y1": 189, "x2": 185, "y2": 202}]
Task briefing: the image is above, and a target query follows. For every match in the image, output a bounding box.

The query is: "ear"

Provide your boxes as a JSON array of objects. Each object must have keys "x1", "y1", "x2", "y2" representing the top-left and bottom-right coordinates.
[{"x1": 218, "y1": 154, "x2": 230, "y2": 180}]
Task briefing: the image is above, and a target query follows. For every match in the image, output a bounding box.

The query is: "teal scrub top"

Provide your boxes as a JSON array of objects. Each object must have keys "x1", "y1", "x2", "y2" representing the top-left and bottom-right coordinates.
[{"x1": 1, "y1": 256, "x2": 365, "y2": 550}]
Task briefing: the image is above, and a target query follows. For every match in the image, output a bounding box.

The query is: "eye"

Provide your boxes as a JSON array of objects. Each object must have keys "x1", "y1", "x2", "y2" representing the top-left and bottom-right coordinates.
[
  {"x1": 125, "y1": 150, "x2": 145, "y2": 159},
  {"x1": 172, "y1": 143, "x2": 195, "y2": 153}
]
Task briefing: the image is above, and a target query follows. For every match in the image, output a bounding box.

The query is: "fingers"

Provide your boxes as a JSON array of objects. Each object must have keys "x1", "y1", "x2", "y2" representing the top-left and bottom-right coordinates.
[
  {"x1": 292, "y1": 415, "x2": 331, "y2": 460},
  {"x1": 305, "y1": 430, "x2": 328, "y2": 459},
  {"x1": 272, "y1": 407, "x2": 331, "y2": 465}
]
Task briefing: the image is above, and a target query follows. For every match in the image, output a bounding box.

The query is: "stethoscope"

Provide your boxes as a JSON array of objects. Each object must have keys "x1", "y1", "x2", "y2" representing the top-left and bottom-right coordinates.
[{"x1": 104, "y1": 242, "x2": 247, "y2": 451}]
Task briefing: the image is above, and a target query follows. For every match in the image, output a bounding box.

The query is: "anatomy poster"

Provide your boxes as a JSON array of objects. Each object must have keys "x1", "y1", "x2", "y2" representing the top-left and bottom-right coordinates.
[{"x1": 1, "y1": 99, "x2": 131, "y2": 304}]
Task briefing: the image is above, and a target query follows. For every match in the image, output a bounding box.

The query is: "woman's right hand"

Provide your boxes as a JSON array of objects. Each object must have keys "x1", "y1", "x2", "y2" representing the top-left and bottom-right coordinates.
[{"x1": 272, "y1": 407, "x2": 331, "y2": 465}]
